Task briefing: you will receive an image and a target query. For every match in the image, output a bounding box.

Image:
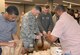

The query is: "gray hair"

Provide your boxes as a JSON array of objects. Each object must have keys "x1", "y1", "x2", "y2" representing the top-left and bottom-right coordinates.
[{"x1": 55, "y1": 5, "x2": 66, "y2": 12}]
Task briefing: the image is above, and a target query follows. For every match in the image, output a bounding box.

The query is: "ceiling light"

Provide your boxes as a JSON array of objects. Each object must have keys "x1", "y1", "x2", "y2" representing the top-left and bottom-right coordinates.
[
  {"x1": 5, "y1": 1, "x2": 21, "y2": 4},
  {"x1": 63, "y1": 1, "x2": 80, "y2": 6},
  {"x1": 24, "y1": 0, "x2": 33, "y2": 2}
]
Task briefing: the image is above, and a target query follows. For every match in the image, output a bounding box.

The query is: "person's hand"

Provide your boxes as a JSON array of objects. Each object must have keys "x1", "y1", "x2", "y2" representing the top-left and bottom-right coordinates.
[
  {"x1": 35, "y1": 33, "x2": 43, "y2": 39},
  {"x1": 46, "y1": 31, "x2": 51, "y2": 40},
  {"x1": 21, "y1": 47, "x2": 26, "y2": 54},
  {"x1": 36, "y1": 35, "x2": 41, "y2": 39},
  {"x1": 43, "y1": 31, "x2": 47, "y2": 36},
  {"x1": 14, "y1": 39, "x2": 20, "y2": 44},
  {"x1": 45, "y1": 33, "x2": 50, "y2": 39},
  {"x1": 48, "y1": 31, "x2": 51, "y2": 35},
  {"x1": 39, "y1": 33, "x2": 43, "y2": 36},
  {"x1": 8, "y1": 42, "x2": 16, "y2": 47}
]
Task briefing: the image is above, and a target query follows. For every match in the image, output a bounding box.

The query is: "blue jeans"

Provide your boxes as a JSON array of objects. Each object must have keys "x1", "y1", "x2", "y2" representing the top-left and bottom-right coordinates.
[{"x1": 0, "y1": 48, "x2": 2, "y2": 55}]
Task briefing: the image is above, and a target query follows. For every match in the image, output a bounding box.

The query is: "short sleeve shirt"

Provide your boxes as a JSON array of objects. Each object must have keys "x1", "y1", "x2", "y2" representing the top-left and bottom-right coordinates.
[
  {"x1": 51, "y1": 12, "x2": 80, "y2": 55},
  {"x1": 0, "y1": 14, "x2": 17, "y2": 42}
]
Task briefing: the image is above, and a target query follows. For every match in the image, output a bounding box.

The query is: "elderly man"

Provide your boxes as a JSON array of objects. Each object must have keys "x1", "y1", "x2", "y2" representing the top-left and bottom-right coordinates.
[
  {"x1": 46, "y1": 5, "x2": 80, "y2": 55},
  {"x1": 20, "y1": 5, "x2": 42, "y2": 54}
]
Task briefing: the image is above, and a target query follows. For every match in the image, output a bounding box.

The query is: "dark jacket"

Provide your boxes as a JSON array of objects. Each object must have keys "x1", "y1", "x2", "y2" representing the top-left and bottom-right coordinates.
[{"x1": 37, "y1": 12, "x2": 54, "y2": 32}]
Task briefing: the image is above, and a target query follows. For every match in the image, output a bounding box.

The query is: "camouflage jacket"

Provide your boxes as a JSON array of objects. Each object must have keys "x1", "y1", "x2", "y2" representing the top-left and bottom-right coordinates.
[{"x1": 20, "y1": 11, "x2": 39, "y2": 40}]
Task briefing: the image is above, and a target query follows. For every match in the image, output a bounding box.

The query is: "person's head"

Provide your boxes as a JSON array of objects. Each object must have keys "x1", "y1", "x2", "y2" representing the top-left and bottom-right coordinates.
[
  {"x1": 74, "y1": 9, "x2": 79, "y2": 18},
  {"x1": 55, "y1": 5, "x2": 66, "y2": 17},
  {"x1": 67, "y1": 9, "x2": 75, "y2": 18},
  {"x1": 32, "y1": 5, "x2": 42, "y2": 16},
  {"x1": 4, "y1": 6, "x2": 19, "y2": 22},
  {"x1": 43, "y1": 5, "x2": 50, "y2": 14}
]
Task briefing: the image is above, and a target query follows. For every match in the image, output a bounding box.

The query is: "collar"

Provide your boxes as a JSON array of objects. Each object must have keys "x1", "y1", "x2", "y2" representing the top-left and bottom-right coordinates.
[{"x1": 60, "y1": 12, "x2": 67, "y2": 18}]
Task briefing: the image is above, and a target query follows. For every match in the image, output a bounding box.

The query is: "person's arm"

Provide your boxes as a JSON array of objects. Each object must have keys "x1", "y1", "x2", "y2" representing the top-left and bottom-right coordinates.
[
  {"x1": 46, "y1": 34, "x2": 58, "y2": 43},
  {"x1": 0, "y1": 42, "x2": 9, "y2": 46},
  {"x1": 37, "y1": 14, "x2": 45, "y2": 33},
  {"x1": 46, "y1": 18, "x2": 65, "y2": 43},
  {"x1": 0, "y1": 42, "x2": 15, "y2": 47},
  {"x1": 20, "y1": 15, "x2": 30, "y2": 39},
  {"x1": 20, "y1": 15, "x2": 37, "y2": 40},
  {"x1": 48, "y1": 14, "x2": 54, "y2": 32},
  {"x1": 12, "y1": 33, "x2": 19, "y2": 40},
  {"x1": 11, "y1": 22, "x2": 19, "y2": 40},
  {"x1": 37, "y1": 14, "x2": 47, "y2": 36}
]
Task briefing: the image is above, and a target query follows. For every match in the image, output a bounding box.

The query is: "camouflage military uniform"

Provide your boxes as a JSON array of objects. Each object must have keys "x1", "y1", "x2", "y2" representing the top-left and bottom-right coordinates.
[{"x1": 20, "y1": 11, "x2": 39, "y2": 49}]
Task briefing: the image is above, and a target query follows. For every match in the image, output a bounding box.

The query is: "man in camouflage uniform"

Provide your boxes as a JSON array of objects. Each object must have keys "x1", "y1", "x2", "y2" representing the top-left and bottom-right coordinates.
[{"x1": 20, "y1": 5, "x2": 42, "y2": 54}]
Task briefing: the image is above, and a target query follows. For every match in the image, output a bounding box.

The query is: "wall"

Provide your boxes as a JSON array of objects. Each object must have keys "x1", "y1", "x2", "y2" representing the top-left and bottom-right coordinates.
[
  {"x1": 0, "y1": 0, "x2": 5, "y2": 13},
  {"x1": 5, "y1": 3, "x2": 34, "y2": 15},
  {"x1": 24, "y1": 4, "x2": 34, "y2": 13},
  {"x1": 5, "y1": 3, "x2": 24, "y2": 16},
  {"x1": 72, "y1": 6, "x2": 80, "y2": 11}
]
